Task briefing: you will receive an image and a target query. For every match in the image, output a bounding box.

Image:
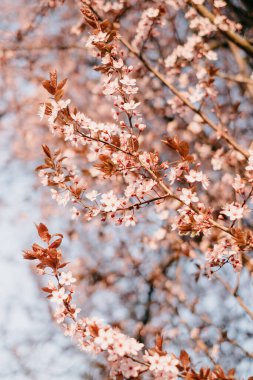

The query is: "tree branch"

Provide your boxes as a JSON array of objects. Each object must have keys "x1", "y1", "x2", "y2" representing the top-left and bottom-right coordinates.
[{"x1": 189, "y1": 0, "x2": 253, "y2": 57}]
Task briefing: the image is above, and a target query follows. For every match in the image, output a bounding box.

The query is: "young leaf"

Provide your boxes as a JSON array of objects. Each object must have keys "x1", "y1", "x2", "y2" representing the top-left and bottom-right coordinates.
[{"x1": 36, "y1": 223, "x2": 51, "y2": 244}]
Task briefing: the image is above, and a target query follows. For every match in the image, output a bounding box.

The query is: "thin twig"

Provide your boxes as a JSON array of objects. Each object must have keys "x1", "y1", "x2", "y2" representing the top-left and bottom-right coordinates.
[
  {"x1": 119, "y1": 36, "x2": 250, "y2": 159},
  {"x1": 189, "y1": 1, "x2": 253, "y2": 57},
  {"x1": 214, "y1": 273, "x2": 253, "y2": 320}
]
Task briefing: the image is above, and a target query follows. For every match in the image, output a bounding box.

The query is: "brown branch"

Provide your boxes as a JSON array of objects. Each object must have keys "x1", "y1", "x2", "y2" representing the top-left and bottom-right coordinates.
[
  {"x1": 217, "y1": 72, "x2": 253, "y2": 85},
  {"x1": 191, "y1": 309, "x2": 253, "y2": 360},
  {"x1": 189, "y1": 0, "x2": 253, "y2": 57},
  {"x1": 139, "y1": 162, "x2": 232, "y2": 236},
  {"x1": 86, "y1": 3, "x2": 250, "y2": 159},
  {"x1": 117, "y1": 194, "x2": 171, "y2": 211},
  {"x1": 227, "y1": 42, "x2": 253, "y2": 98},
  {"x1": 78, "y1": 125, "x2": 233, "y2": 238},
  {"x1": 0, "y1": 44, "x2": 86, "y2": 52},
  {"x1": 214, "y1": 273, "x2": 253, "y2": 320},
  {"x1": 77, "y1": 129, "x2": 135, "y2": 157},
  {"x1": 119, "y1": 36, "x2": 250, "y2": 159}
]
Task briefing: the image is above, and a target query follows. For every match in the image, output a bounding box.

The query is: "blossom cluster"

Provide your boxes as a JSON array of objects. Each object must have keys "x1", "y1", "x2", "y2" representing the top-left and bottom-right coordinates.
[
  {"x1": 132, "y1": 7, "x2": 162, "y2": 50},
  {"x1": 17, "y1": 0, "x2": 253, "y2": 377},
  {"x1": 24, "y1": 223, "x2": 239, "y2": 379},
  {"x1": 24, "y1": 223, "x2": 182, "y2": 379},
  {"x1": 36, "y1": 3, "x2": 253, "y2": 275}
]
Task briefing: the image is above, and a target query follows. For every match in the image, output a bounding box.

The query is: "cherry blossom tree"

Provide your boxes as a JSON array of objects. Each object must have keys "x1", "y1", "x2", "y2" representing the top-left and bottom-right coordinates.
[{"x1": 2, "y1": 0, "x2": 253, "y2": 378}]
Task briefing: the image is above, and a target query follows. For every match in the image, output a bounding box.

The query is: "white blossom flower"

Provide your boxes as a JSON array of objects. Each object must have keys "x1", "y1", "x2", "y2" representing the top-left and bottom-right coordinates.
[
  {"x1": 64, "y1": 323, "x2": 77, "y2": 337},
  {"x1": 94, "y1": 329, "x2": 114, "y2": 350},
  {"x1": 120, "y1": 76, "x2": 137, "y2": 87},
  {"x1": 232, "y1": 175, "x2": 245, "y2": 193},
  {"x1": 222, "y1": 203, "x2": 245, "y2": 221},
  {"x1": 119, "y1": 358, "x2": 141, "y2": 378},
  {"x1": 54, "y1": 305, "x2": 66, "y2": 324},
  {"x1": 124, "y1": 214, "x2": 137, "y2": 227},
  {"x1": 38, "y1": 103, "x2": 46, "y2": 120},
  {"x1": 71, "y1": 206, "x2": 80, "y2": 220},
  {"x1": 101, "y1": 191, "x2": 121, "y2": 212},
  {"x1": 51, "y1": 287, "x2": 68, "y2": 304},
  {"x1": 60, "y1": 271, "x2": 77, "y2": 286},
  {"x1": 86, "y1": 190, "x2": 100, "y2": 202},
  {"x1": 122, "y1": 100, "x2": 140, "y2": 111},
  {"x1": 180, "y1": 188, "x2": 199, "y2": 205}
]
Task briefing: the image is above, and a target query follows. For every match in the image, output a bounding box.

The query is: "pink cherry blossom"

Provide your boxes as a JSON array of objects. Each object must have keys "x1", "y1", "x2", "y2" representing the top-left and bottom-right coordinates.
[
  {"x1": 59, "y1": 271, "x2": 77, "y2": 286},
  {"x1": 51, "y1": 287, "x2": 68, "y2": 304},
  {"x1": 101, "y1": 191, "x2": 121, "y2": 212},
  {"x1": 222, "y1": 203, "x2": 245, "y2": 221},
  {"x1": 179, "y1": 188, "x2": 199, "y2": 205},
  {"x1": 94, "y1": 329, "x2": 114, "y2": 350}
]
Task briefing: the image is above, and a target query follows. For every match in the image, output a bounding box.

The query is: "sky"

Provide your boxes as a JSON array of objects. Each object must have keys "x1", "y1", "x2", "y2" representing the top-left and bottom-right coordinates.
[{"x1": 0, "y1": 128, "x2": 90, "y2": 380}]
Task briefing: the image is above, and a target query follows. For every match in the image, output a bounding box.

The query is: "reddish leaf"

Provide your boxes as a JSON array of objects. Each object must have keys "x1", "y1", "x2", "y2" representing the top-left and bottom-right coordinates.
[
  {"x1": 80, "y1": 6, "x2": 99, "y2": 29},
  {"x1": 155, "y1": 335, "x2": 163, "y2": 351},
  {"x1": 178, "y1": 141, "x2": 189, "y2": 158},
  {"x1": 163, "y1": 137, "x2": 178, "y2": 150},
  {"x1": 54, "y1": 88, "x2": 64, "y2": 102},
  {"x1": 42, "y1": 145, "x2": 52, "y2": 158},
  {"x1": 42, "y1": 80, "x2": 56, "y2": 95},
  {"x1": 57, "y1": 78, "x2": 68, "y2": 90},
  {"x1": 35, "y1": 164, "x2": 49, "y2": 171},
  {"x1": 58, "y1": 262, "x2": 69, "y2": 269},
  {"x1": 23, "y1": 250, "x2": 37, "y2": 260},
  {"x1": 180, "y1": 350, "x2": 191, "y2": 368},
  {"x1": 32, "y1": 243, "x2": 44, "y2": 252},
  {"x1": 41, "y1": 287, "x2": 53, "y2": 293},
  {"x1": 36, "y1": 223, "x2": 51, "y2": 244},
  {"x1": 49, "y1": 238, "x2": 62, "y2": 249},
  {"x1": 89, "y1": 323, "x2": 99, "y2": 337},
  {"x1": 50, "y1": 70, "x2": 57, "y2": 88}
]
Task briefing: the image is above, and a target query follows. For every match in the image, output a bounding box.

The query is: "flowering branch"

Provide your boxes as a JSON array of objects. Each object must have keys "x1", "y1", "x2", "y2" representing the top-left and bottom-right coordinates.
[
  {"x1": 189, "y1": 0, "x2": 253, "y2": 57},
  {"x1": 23, "y1": 224, "x2": 238, "y2": 379}
]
